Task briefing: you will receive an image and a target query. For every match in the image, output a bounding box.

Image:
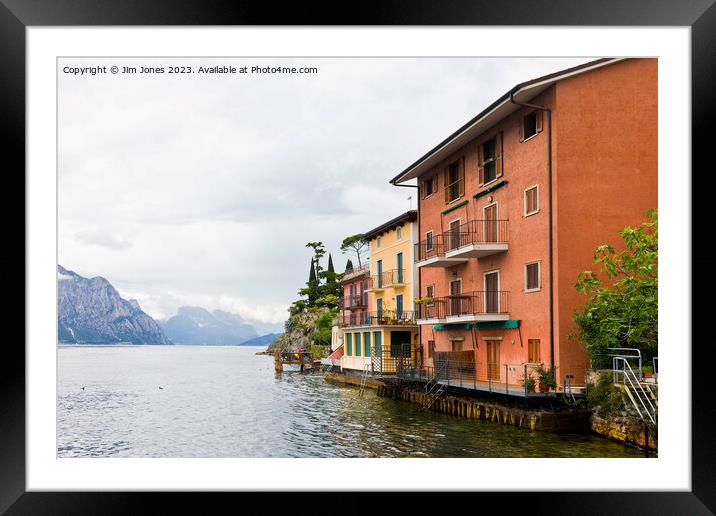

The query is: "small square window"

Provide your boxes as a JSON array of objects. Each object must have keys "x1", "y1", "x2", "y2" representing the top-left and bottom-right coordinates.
[
  {"x1": 525, "y1": 262, "x2": 540, "y2": 292},
  {"x1": 525, "y1": 186, "x2": 539, "y2": 216}
]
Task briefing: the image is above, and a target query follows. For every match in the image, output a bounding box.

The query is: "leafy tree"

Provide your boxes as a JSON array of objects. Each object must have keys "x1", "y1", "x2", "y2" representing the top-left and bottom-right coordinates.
[
  {"x1": 572, "y1": 209, "x2": 658, "y2": 368},
  {"x1": 340, "y1": 234, "x2": 368, "y2": 269}
]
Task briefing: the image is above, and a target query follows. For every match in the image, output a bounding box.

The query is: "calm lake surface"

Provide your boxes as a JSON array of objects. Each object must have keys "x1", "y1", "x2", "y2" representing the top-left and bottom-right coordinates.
[{"x1": 58, "y1": 346, "x2": 642, "y2": 458}]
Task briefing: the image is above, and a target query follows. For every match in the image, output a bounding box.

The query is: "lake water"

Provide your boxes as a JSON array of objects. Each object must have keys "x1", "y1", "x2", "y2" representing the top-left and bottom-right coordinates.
[{"x1": 57, "y1": 346, "x2": 642, "y2": 458}]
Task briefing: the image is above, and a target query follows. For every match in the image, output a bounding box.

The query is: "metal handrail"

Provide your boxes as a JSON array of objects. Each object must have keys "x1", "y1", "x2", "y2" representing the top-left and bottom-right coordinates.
[{"x1": 613, "y1": 356, "x2": 656, "y2": 424}]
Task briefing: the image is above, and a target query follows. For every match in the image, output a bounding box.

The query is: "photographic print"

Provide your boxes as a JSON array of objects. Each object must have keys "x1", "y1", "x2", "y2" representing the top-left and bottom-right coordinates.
[{"x1": 56, "y1": 56, "x2": 657, "y2": 460}]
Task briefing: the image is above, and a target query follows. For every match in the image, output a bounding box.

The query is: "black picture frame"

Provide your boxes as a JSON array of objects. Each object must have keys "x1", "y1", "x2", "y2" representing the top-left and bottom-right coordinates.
[{"x1": 4, "y1": 0, "x2": 713, "y2": 512}]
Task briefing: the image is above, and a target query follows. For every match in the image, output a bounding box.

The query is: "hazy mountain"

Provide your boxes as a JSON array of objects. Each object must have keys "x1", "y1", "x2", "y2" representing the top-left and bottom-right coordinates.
[
  {"x1": 161, "y1": 306, "x2": 259, "y2": 345},
  {"x1": 240, "y1": 333, "x2": 283, "y2": 346},
  {"x1": 57, "y1": 265, "x2": 171, "y2": 345}
]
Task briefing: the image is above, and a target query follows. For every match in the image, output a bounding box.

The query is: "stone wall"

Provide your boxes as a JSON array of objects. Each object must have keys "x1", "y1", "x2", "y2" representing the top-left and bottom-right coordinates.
[{"x1": 591, "y1": 412, "x2": 657, "y2": 451}]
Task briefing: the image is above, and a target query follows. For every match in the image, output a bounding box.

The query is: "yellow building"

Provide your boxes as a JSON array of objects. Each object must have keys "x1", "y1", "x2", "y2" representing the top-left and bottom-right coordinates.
[{"x1": 340, "y1": 210, "x2": 420, "y2": 374}]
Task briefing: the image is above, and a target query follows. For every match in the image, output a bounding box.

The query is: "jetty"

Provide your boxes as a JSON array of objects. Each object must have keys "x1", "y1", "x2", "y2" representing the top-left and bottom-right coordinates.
[{"x1": 274, "y1": 349, "x2": 321, "y2": 372}]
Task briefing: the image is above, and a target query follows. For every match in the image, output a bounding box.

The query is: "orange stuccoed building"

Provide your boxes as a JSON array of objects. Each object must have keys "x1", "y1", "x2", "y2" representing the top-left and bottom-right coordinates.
[{"x1": 390, "y1": 58, "x2": 657, "y2": 392}]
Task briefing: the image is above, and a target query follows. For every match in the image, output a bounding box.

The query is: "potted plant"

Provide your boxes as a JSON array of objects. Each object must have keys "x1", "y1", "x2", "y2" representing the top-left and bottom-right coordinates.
[
  {"x1": 523, "y1": 376, "x2": 536, "y2": 393},
  {"x1": 642, "y1": 365, "x2": 654, "y2": 378},
  {"x1": 536, "y1": 367, "x2": 557, "y2": 393}
]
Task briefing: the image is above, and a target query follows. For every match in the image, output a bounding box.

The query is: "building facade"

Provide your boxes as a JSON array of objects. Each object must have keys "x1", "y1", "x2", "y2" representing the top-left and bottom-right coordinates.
[
  {"x1": 391, "y1": 58, "x2": 657, "y2": 390},
  {"x1": 340, "y1": 211, "x2": 420, "y2": 373}
]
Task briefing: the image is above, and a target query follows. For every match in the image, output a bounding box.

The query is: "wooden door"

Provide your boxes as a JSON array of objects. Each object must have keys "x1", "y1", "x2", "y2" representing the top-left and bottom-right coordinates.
[
  {"x1": 449, "y1": 279, "x2": 461, "y2": 316},
  {"x1": 484, "y1": 204, "x2": 498, "y2": 242},
  {"x1": 449, "y1": 219, "x2": 461, "y2": 250},
  {"x1": 487, "y1": 341, "x2": 500, "y2": 380},
  {"x1": 485, "y1": 271, "x2": 499, "y2": 313}
]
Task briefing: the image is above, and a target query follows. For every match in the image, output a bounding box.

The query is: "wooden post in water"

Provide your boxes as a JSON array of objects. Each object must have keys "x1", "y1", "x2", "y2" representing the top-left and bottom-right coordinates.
[{"x1": 274, "y1": 349, "x2": 282, "y2": 373}]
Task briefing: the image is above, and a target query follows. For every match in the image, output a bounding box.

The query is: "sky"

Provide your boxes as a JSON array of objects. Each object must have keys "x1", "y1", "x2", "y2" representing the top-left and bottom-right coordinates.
[{"x1": 58, "y1": 56, "x2": 593, "y2": 333}]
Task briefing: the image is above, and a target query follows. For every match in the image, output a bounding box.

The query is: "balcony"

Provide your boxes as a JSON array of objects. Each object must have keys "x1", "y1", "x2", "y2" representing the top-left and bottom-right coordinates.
[
  {"x1": 415, "y1": 220, "x2": 508, "y2": 267},
  {"x1": 341, "y1": 310, "x2": 417, "y2": 327},
  {"x1": 416, "y1": 291, "x2": 509, "y2": 324},
  {"x1": 339, "y1": 295, "x2": 368, "y2": 311},
  {"x1": 368, "y1": 269, "x2": 407, "y2": 291}
]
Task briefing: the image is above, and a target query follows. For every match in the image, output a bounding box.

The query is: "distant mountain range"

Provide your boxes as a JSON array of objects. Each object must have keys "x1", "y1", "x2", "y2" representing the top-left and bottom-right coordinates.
[
  {"x1": 57, "y1": 265, "x2": 279, "y2": 346},
  {"x1": 160, "y1": 306, "x2": 260, "y2": 345},
  {"x1": 58, "y1": 265, "x2": 171, "y2": 345},
  {"x1": 239, "y1": 333, "x2": 282, "y2": 346}
]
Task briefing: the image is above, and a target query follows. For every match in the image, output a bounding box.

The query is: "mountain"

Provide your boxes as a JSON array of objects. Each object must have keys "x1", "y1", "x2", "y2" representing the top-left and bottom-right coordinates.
[
  {"x1": 161, "y1": 306, "x2": 259, "y2": 345},
  {"x1": 240, "y1": 333, "x2": 282, "y2": 346},
  {"x1": 57, "y1": 265, "x2": 171, "y2": 345}
]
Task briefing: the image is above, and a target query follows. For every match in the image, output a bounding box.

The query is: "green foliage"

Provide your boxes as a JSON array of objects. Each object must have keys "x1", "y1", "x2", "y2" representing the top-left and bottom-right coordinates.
[
  {"x1": 345, "y1": 258, "x2": 354, "y2": 272},
  {"x1": 308, "y1": 343, "x2": 329, "y2": 359},
  {"x1": 536, "y1": 367, "x2": 557, "y2": 389},
  {"x1": 522, "y1": 376, "x2": 536, "y2": 392},
  {"x1": 340, "y1": 234, "x2": 368, "y2": 268},
  {"x1": 586, "y1": 371, "x2": 625, "y2": 414},
  {"x1": 572, "y1": 209, "x2": 658, "y2": 368},
  {"x1": 309, "y1": 310, "x2": 336, "y2": 347}
]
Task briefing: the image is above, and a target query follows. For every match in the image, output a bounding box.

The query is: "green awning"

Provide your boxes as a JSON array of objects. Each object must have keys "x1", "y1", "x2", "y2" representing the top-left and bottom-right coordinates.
[
  {"x1": 474, "y1": 180, "x2": 508, "y2": 200},
  {"x1": 432, "y1": 323, "x2": 472, "y2": 331},
  {"x1": 474, "y1": 320, "x2": 520, "y2": 329},
  {"x1": 432, "y1": 320, "x2": 520, "y2": 331},
  {"x1": 440, "y1": 200, "x2": 468, "y2": 215}
]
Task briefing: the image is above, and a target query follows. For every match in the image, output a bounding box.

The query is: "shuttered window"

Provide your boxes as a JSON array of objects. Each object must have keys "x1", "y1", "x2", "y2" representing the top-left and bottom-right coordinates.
[
  {"x1": 346, "y1": 333, "x2": 352, "y2": 356},
  {"x1": 428, "y1": 340, "x2": 435, "y2": 358},
  {"x1": 525, "y1": 185, "x2": 539, "y2": 216},
  {"x1": 423, "y1": 176, "x2": 436, "y2": 198},
  {"x1": 520, "y1": 110, "x2": 543, "y2": 142},
  {"x1": 364, "y1": 332, "x2": 371, "y2": 357},
  {"x1": 528, "y1": 339, "x2": 541, "y2": 363},
  {"x1": 525, "y1": 262, "x2": 540, "y2": 292},
  {"x1": 479, "y1": 133, "x2": 503, "y2": 185},
  {"x1": 355, "y1": 333, "x2": 362, "y2": 356},
  {"x1": 444, "y1": 158, "x2": 464, "y2": 203}
]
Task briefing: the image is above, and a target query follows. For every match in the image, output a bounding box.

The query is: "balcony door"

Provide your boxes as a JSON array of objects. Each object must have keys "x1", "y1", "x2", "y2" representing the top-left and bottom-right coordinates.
[
  {"x1": 484, "y1": 203, "x2": 498, "y2": 242},
  {"x1": 449, "y1": 279, "x2": 462, "y2": 316},
  {"x1": 377, "y1": 259, "x2": 383, "y2": 288},
  {"x1": 448, "y1": 219, "x2": 461, "y2": 250},
  {"x1": 396, "y1": 294, "x2": 403, "y2": 319},
  {"x1": 377, "y1": 297, "x2": 383, "y2": 321},
  {"x1": 484, "y1": 271, "x2": 499, "y2": 313},
  {"x1": 396, "y1": 252, "x2": 403, "y2": 283}
]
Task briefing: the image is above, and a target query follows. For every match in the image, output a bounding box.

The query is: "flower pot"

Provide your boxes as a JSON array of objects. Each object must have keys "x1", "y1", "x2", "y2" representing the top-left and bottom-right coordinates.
[
  {"x1": 539, "y1": 382, "x2": 551, "y2": 393},
  {"x1": 643, "y1": 371, "x2": 653, "y2": 378}
]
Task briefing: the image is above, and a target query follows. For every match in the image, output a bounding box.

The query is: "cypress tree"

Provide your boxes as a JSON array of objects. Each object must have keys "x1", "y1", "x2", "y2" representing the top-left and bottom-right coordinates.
[
  {"x1": 345, "y1": 259, "x2": 354, "y2": 272},
  {"x1": 307, "y1": 258, "x2": 317, "y2": 305}
]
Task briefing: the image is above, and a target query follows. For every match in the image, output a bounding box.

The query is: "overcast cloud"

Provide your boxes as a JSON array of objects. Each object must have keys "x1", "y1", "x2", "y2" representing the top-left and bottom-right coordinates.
[{"x1": 58, "y1": 57, "x2": 592, "y2": 332}]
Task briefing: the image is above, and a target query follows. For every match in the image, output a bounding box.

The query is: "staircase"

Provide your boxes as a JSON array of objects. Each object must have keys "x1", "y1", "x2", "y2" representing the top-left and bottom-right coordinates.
[
  {"x1": 421, "y1": 360, "x2": 449, "y2": 411},
  {"x1": 613, "y1": 356, "x2": 657, "y2": 425}
]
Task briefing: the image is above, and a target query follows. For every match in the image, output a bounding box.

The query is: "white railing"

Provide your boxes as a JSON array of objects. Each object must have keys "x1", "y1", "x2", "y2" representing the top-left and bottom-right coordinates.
[{"x1": 613, "y1": 356, "x2": 657, "y2": 425}]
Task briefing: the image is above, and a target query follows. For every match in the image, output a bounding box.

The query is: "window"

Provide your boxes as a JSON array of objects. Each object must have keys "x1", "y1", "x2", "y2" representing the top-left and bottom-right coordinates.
[
  {"x1": 525, "y1": 261, "x2": 541, "y2": 292},
  {"x1": 355, "y1": 333, "x2": 362, "y2": 356},
  {"x1": 528, "y1": 339, "x2": 541, "y2": 363},
  {"x1": 396, "y1": 226, "x2": 402, "y2": 241},
  {"x1": 520, "y1": 110, "x2": 543, "y2": 142},
  {"x1": 346, "y1": 333, "x2": 352, "y2": 356},
  {"x1": 376, "y1": 237, "x2": 381, "y2": 249},
  {"x1": 364, "y1": 332, "x2": 371, "y2": 357},
  {"x1": 525, "y1": 185, "x2": 539, "y2": 216},
  {"x1": 423, "y1": 176, "x2": 436, "y2": 198},
  {"x1": 478, "y1": 133, "x2": 503, "y2": 185},
  {"x1": 451, "y1": 340, "x2": 463, "y2": 352},
  {"x1": 426, "y1": 284, "x2": 434, "y2": 305},
  {"x1": 425, "y1": 231, "x2": 434, "y2": 251},
  {"x1": 374, "y1": 332, "x2": 382, "y2": 357},
  {"x1": 428, "y1": 340, "x2": 435, "y2": 358},
  {"x1": 444, "y1": 158, "x2": 464, "y2": 203}
]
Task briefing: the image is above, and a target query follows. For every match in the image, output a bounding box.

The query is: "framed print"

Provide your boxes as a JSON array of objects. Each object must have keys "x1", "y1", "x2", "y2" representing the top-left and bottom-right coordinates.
[{"x1": 5, "y1": 0, "x2": 714, "y2": 512}]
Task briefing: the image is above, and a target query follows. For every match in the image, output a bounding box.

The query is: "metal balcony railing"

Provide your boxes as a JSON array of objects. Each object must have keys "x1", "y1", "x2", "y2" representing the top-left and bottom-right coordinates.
[
  {"x1": 415, "y1": 220, "x2": 509, "y2": 262},
  {"x1": 417, "y1": 291, "x2": 509, "y2": 319},
  {"x1": 339, "y1": 295, "x2": 368, "y2": 310},
  {"x1": 369, "y1": 269, "x2": 406, "y2": 289},
  {"x1": 341, "y1": 310, "x2": 416, "y2": 327}
]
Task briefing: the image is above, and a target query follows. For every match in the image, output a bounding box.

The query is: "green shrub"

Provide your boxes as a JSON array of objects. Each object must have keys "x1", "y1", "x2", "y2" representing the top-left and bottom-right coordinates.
[{"x1": 587, "y1": 371, "x2": 625, "y2": 414}]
